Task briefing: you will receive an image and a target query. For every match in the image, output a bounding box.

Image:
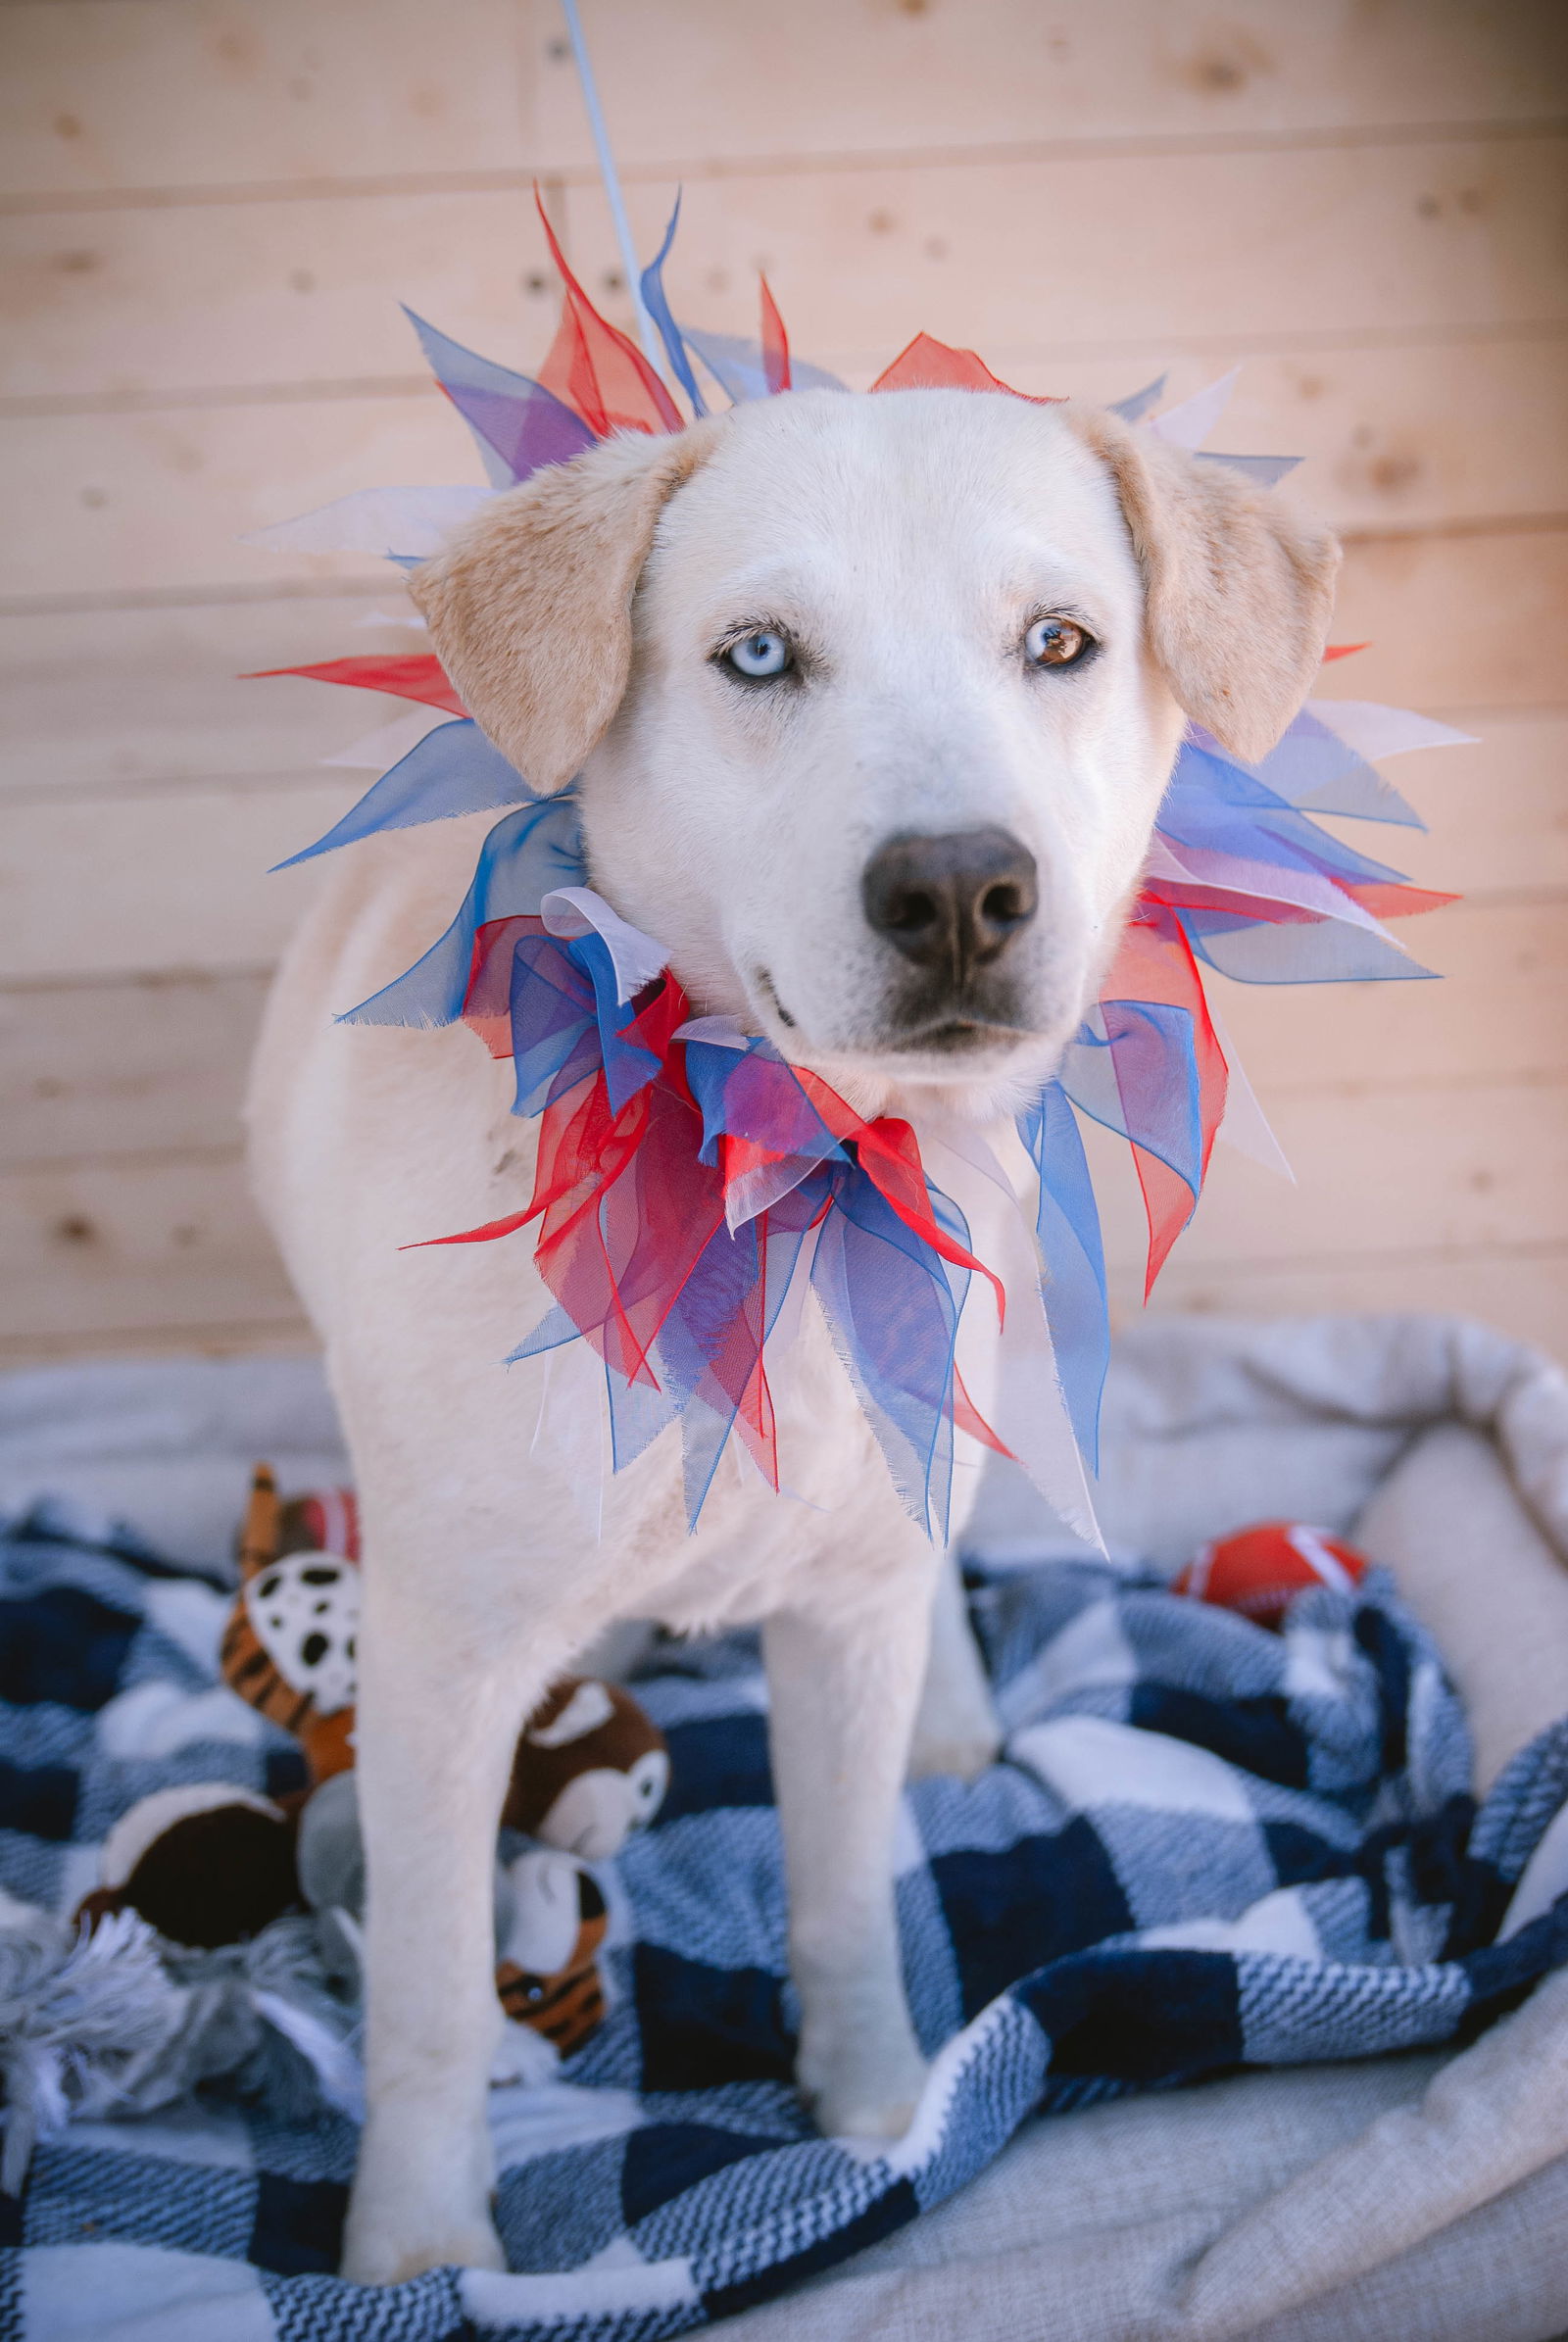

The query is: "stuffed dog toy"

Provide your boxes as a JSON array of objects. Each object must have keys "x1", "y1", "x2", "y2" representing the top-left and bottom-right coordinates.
[{"x1": 249, "y1": 378, "x2": 1336, "y2": 2280}]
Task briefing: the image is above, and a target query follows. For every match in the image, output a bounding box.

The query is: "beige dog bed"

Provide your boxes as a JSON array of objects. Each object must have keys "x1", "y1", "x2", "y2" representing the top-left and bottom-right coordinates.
[{"x1": 0, "y1": 1312, "x2": 1563, "y2": 2340}]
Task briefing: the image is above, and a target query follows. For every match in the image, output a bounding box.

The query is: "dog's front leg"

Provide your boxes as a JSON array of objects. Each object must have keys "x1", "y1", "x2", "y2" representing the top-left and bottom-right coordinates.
[
  {"x1": 342, "y1": 1578, "x2": 560, "y2": 2285},
  {"x1": 764, "y1": 1586, "x2": 931, "y2": 2139}
]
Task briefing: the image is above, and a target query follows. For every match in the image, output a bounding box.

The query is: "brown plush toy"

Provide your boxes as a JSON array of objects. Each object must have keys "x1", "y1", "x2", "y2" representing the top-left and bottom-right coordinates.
[
  {"x1": 503, "y1": 1678, "x2": 670, "y2": 1859},
  {"x1": 74, "y1": 1783, "x2": 300, "y2": 1951},
  {"x1": 77, "y1": 1465, "x2": 668, "y2": 2064}
]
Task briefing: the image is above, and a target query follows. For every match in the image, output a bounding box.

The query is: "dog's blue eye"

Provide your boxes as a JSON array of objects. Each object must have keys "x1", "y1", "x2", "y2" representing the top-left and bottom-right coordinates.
[
  {"x1": 1024, "y1": 616, "x2": 1092, "y2": 668},
  {"x1": 724, "y1": 629, "x2": 793, "y2": 680}
]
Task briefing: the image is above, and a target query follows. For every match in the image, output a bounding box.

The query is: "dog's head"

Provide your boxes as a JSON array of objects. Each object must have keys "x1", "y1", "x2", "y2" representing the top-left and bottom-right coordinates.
[{"x1": 414, "y1": 389, "x2": 1338, "y2": 1116}]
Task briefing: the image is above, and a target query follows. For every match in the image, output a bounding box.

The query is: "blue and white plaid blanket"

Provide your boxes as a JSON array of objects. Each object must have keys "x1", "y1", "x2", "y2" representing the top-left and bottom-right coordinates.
[{"x1": 2, "y1": 1496, "x2": 1566, "y2": 2340}]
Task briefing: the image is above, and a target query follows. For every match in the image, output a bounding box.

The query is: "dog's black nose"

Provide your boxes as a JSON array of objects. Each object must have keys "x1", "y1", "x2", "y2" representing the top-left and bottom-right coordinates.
[{"x1": 861, "y1": 827, "x2": 1038, "y2": 983}]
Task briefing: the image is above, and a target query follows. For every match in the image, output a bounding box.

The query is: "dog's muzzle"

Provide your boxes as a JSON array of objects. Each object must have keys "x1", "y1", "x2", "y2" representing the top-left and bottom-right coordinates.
[{"x1": 861, "y1": 827, "x2": 1039, "y2": 1047}]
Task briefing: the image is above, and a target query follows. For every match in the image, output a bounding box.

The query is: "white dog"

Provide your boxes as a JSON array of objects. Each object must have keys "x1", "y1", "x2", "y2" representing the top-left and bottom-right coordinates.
[{"x1": 247, "y1": 385, "x2": 1336, "y2": 2283}]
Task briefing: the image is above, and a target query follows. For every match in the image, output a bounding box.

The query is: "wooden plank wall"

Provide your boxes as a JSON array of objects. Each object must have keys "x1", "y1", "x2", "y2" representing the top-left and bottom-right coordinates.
[{"x1": 1, "y1": 0, "x2": 1565, "y2": 1364}]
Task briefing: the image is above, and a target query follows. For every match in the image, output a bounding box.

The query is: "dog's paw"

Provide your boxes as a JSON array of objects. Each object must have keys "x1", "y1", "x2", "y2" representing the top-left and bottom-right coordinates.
[
  {"x1": 906, "y1": 1721, "x2": 1003, "y2": 1784},
  {"x1": 808, "y1": 2073, "x2": 927, "y2": 2142},
  {"x1": 905, "y1": 1658, "x2": 1003, "y2": 1780},
  {"x1": 801, "y1": 2070, "x2": 923, "y2": 2145},
  {"x1": 797, "y1": 2017, "x2": 928, "y2": 2144},
  {"x1": 342, "y1": 2215, "x2": 506, "y2": 2287},
  {"x1": 342, "y1": 2121, "x2": 505, "y2": 2284}
]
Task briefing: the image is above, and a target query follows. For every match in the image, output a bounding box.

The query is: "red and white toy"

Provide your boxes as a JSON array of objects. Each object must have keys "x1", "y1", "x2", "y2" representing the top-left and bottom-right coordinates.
[{"x1": 1173, "y1": 1520, "x2": 1368, "y2": 1631}]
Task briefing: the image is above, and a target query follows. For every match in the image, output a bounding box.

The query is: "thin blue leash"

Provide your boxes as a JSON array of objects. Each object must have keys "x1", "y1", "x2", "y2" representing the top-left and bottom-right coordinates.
[{"x1": 558, "y1": 0, "x2": 667, "y2": 376}]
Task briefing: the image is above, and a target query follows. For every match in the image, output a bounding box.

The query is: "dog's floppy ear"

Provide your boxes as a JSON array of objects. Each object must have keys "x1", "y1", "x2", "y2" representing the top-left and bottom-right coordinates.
[
  {"x1": 1065, "y1": 405, "x2": 1341, "y2": 763},
  {"x1": 410, "y1": 419, "x2": 723, "y2": 793}
]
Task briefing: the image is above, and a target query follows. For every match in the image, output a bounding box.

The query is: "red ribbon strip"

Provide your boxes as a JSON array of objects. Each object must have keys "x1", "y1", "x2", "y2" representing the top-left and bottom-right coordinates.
[
  {"x1": 532, "y1": 192, "x2": 684, "y2": 439},
  {"x1": 243, "y1": 655, "x2": 466, "y2": 713}
]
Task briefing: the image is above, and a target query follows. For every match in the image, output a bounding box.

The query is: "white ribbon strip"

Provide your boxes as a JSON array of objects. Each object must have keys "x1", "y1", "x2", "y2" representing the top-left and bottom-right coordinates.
[
  {"x1": 1145, "y1": 835, "x2": 1397, "y2": 940},
  {"x1": 1304, "y1": 698, "x2": 1478, "y2": 761},
  {"x1": 1150, "y1": 367, "x2": 1241, "y2": 449},
  {"x1": 243, "y1": 483, "x2": 496, "y2": 559},
  {"x1": 672, "y1": 1013, "x2": 753, "y2": 1050},
  {"x1": 539, "y1": 887, "x2": 669, "y2": 1004},
  {"x1": 322, "y1": 706, "x2": 450, "y2": 770},
  {"x1": 351, "y1": 607, "x2": 429, "y2": 632},
  {"x1": 1206, "y1": 996, "x2": 1295, "y2": 1182},
  {"x1": 931, "y1": 1127, "x2": 1102, "y2": 1553}
]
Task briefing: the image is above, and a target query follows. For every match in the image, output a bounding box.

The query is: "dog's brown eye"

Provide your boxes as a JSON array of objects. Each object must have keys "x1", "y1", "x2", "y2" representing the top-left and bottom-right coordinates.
[{"x1": 1023, "y1": 616, "x2": 1091, "y2": 668}]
